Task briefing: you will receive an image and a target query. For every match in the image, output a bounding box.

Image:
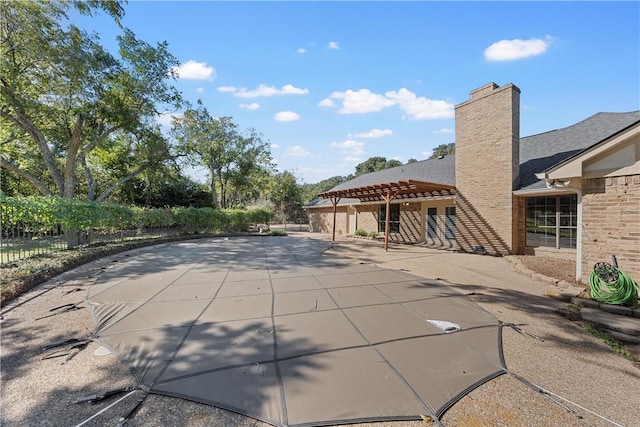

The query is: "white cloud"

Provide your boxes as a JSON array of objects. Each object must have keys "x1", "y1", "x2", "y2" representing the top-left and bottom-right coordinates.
[
  {"x1": 217, "y1": 86, "x2": 237, "y2": 93},
  {"x1": 236, "y1": 84, "x2": 309, "y2": 98},
  {"x1": 329, "y1": 89, "x2": 395, "y2": 114},
  {"x1": 323, "y1": 87, "x2": 454, "y2": 119},
  {"x1": 421, "y1": 150, "x2": 433, "y2": 158},
  {"x1": 297, "y1": 48, "x2": 306, "y2": 54},
  {"x1": 240, "y1": 102, "x2": 261, "y2": 110},
  {"x1": 344, "y1": 156, "x2": 362, "y2": 163},
  {"x1": 196, "y1": 87, "x2": 205, "y2": 93},
  {"x1": 354, "y1": 128, "x2": 393, "y2": 138},
  {"x1": 271, "y1": 143, "x2": 280, "y2": 149},
  {"x1": 331, "y1": 139, "x2": 366, "y2": 155},
  {"x1": 284, "y1": 145, "x2": 311, "y2": 157},
  {"x1": 484, "y1": 36, "x2": 552, "y2": 61},
  {"x1": 327, "y1": 41, "x2": 340, "y2": 49},
  {"x1": 318, "y1": 98, "x2": 335, "y2": 107},
  {"x1": 274, "y1": 111, "x2": 301, "y2": 122},
  {"x1": 155, "y1": 111, "x2": 182, "y2": 127},
  {"x1": 385, "y1": 88, "x2": 454, "y2": 120},
  {"x1": 433, "y1": 128, "x2": 454, "y2": 134},
  {"x1": 173, "y1": 60, "x2": 215, "y2": 80}
]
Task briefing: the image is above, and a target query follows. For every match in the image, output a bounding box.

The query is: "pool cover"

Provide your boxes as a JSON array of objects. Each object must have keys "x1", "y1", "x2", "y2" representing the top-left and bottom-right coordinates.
[{"x1": 87, "y1": 236, "x2": 506, "y2": 426}]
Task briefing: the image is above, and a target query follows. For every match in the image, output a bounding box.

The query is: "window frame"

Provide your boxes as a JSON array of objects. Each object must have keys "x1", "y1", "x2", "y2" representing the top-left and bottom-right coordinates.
[
  {"x1": 427, "y1": 207, "x2": 438, "y2": 238},
  {"x1": 525, "y1": 195, "x2": 577, "y2": 249},
  {"x1": 444, "y1": 206, "x2": 456, "y2": 240}
]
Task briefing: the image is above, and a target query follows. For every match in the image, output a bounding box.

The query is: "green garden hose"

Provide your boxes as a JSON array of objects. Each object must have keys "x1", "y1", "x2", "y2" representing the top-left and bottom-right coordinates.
[{"x1": 589, "y1": 262, "x2": 638, "y2": 306}]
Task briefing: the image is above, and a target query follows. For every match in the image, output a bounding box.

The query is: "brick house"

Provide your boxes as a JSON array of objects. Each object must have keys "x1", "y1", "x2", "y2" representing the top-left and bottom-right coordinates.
[{"x1": 305, "y1": 82, "x2": 640, "y2": 283}]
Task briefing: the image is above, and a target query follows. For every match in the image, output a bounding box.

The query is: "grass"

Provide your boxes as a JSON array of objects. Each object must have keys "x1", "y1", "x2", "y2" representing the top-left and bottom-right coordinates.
[
  {"x1": 556, "y1": 304, "x2": 640, "y2": 366},
  {"x1": 580, "y1": 323, "x2": 639, "y2": 363}
]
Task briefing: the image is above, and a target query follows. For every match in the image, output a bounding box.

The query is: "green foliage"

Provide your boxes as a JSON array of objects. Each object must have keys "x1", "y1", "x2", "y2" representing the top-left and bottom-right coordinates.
[
  {"x1": 354, "y1": 229, "x2": 368, "y2": 237},
  {"x1": 429, "y1": 143, "x2": 455, "y2": 159},
  {"x1": 137, "y1": 207, "x2": 174, "y2": 228},
  {"x1": 172, "y1": 101, "x2": 273, "y2": 209},
  {"x1": 269, "y1": 171, "x2": 305, "y2": 223},
  {"x1": 300, "y1": 175, "x2": 348, "y2": 204},
  {"x1": 0, "y1": 0, "x2": 182, "y2": 201},
  {"x1": 368, "y1": 231, "x2": 379, "y2": 238},
  {"x1": 268, "y1": 229, "x2": 287, "y2": 236},
  {"x1": 246, "y1": 208, "x2": 272, "y2": 225},
  {"x1": 353, "y1": 157, "x2": 404, "y2": 177},
  {"x1": 581, "y1": 323, "x2": 635, "y2": 361},
  {"x1": 1, "y1": 195, "x2": 271, "y2": 235}
]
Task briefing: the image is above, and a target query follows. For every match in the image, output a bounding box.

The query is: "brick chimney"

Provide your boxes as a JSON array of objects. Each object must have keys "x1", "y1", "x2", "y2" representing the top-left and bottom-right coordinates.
[{"x1": 454, "y1": 82, "x2": 521, "y2": 255}]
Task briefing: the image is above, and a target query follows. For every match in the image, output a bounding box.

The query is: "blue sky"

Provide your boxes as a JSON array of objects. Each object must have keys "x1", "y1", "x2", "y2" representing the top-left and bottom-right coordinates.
[{"x1": 72, "y1": 1, "x2": 640, "y2": 184}]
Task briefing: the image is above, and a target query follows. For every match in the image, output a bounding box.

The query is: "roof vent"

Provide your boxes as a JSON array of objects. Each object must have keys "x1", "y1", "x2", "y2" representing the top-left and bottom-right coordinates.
[{"x1": 438, "y1": 155, "x2": 444, "y2": 159}]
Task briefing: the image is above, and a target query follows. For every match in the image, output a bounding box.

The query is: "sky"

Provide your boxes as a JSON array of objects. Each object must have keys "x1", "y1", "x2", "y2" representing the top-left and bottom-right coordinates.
[{"x1": 70, "y1": 1, "x2": 640, "y2": 184}]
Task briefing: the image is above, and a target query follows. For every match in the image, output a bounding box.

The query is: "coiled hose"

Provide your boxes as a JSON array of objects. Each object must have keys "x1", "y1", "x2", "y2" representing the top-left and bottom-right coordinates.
[{"x1": 589, "y1": 262, "x2": 638, "y2": 306}]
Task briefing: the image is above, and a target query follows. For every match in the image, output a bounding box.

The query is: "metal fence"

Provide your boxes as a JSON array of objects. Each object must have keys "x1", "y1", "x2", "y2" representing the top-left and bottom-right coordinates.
[{"x1": 0, "y1": 224, "x2": 183, "y2": 265}]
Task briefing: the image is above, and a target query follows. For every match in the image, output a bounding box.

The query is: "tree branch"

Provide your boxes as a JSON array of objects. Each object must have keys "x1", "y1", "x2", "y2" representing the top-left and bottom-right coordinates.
[
  {"x1": 0, "y1": 85, "x2": 65, "y2": 194},
  {"x1": 95, "y1": 163, "x2": 147, "y2": 202},
  {"x1": 0, "y1": 157, "x2": 53, "y2": 196}
]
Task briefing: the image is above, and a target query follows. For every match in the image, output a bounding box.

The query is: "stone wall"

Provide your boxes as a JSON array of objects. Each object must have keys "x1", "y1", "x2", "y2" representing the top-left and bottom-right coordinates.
[{"x1": 582, "y1": 175, "x2": 640, "y2": 282}]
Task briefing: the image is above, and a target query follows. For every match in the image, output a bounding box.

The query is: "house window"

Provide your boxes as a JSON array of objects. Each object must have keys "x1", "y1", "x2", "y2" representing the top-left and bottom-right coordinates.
[
  {"x1": 444, "y1": 206, "x2": 456, "y2": 239},
  {"x1": 526, "y1": 195, "x2": 577, "y2": 249},
  {"x1": 378, "y1": 204, "x2": 400, "y2": 233},
  {"x1": 427, "y1": 207, "x2": 438, "y2": 238}
]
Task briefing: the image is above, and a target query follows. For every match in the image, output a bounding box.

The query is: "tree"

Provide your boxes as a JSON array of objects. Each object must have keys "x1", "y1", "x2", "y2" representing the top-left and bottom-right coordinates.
[
  {"x1": 354, "y1": 156, "x2": 402, "y2": 176},
  {"x1": 300, "y1": 175, "x2": 348, "y2": 204},
  {"x1": 429, "y1": 142, "x2": 455, "y2": 159},
  {"x1": 406, "y1": 158, "x2": 418, "y2": 164},
  {"x1": 116, "y1": 169, "x2": 213, "y2": 208},
  {"x1": 0, "y1": 1, "x2": 182, "y2": 202},
  {"x1": 269, "y1": 171, "x2": 304, "y2": 227},
  {"x1": 172, "y1": 101, "x2": 273, "y2": 209}
]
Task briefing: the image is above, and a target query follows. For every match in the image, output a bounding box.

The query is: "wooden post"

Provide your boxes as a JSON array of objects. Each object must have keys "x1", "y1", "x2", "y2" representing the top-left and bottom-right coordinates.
[
  {"x1": 384, "y1": 190, "x2": 392, "y2": 251},
  {"x1": 331, "y1": 196, "x2": 341, "y2": 241}
]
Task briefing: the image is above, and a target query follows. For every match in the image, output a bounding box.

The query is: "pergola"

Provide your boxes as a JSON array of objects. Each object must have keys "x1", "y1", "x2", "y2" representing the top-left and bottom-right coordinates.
[{"x1": 318, "y1": 179, "x2": 456, "y2": 251}]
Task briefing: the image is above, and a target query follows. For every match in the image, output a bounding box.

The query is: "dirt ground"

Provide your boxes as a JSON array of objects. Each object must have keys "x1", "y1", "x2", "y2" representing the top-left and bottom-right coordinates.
[
  {"x1": 513, "y1": 255, "x2": 580, "y2": 285},
  {"x1": 2, "y1": 234, "x2": 639, "y2": 427}
]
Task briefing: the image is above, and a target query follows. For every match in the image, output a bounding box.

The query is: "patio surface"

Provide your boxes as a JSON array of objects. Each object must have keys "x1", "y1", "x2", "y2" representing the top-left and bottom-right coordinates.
[{"x1": 2, "y1": 232, "x2": 639, "y2": 427}]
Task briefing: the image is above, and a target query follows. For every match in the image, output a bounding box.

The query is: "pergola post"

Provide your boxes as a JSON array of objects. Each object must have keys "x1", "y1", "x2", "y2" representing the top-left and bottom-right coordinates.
[
  {"x1": 330, "y1": 196, "x2": 341, "y2": 241},
  {"x1": 383, "y1": 190, "x2": 392, "y2": 252}
]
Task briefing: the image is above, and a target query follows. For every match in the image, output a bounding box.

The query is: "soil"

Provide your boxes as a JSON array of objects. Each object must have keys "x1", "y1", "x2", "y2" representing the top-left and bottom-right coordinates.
[{"x1": 513, "y1": 255, "x2": 582, "y2": 286}]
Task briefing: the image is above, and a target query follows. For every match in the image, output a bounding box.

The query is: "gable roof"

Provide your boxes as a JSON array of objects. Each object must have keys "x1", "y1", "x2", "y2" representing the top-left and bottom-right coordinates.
[
  {"x1": 517, "y1": 111, "x2": 640, "y2": 190},
  {"x1": 306, "y1": 110, "x2": 640, "y2": 208}
]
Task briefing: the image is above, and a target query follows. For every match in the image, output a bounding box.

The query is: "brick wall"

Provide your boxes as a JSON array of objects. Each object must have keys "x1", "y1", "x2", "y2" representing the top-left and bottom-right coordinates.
[
  {"x1": 582, "y1": 175, "x2": 640, "y2": 282},
  {"x1": 308, "y1": 207, "x2": 348, "y2": 235},
  {"x1": 454, "y1": 82, "x2": 520, "y2": 255},
  {"x1": 356, "y1": 205, "x2": 378, "y2": 234},
  {"x1": 356, "y1": 203, "x2": 423, "y2": 243}
]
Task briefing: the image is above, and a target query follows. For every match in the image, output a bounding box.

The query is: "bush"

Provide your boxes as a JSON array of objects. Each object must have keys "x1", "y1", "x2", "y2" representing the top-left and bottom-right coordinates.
[
  {"x1": 354, "y1": 229, "x2": 368, "y2": 237},
  {"x1": 269, "y1": 229, "x2": 287, "y2": 236},
  {"x1": 368, "y1": 231, "x2": 379, "y2": 238}
]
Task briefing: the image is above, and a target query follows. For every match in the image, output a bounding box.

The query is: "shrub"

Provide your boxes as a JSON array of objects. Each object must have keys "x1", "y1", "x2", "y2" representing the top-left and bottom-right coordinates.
[
  {"x1": 354, "y1": 229, "x2": 368, "y2": 237},
  {"x1": 269, "y1": 229, "x2": 287, "y2": 236}
]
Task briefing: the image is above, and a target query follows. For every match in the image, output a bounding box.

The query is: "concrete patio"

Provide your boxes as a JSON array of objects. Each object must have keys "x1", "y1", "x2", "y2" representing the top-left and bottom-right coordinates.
[{"x1": 1, "y1": 233, "x2": 638, "y2": 427}]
